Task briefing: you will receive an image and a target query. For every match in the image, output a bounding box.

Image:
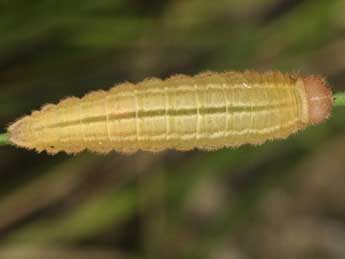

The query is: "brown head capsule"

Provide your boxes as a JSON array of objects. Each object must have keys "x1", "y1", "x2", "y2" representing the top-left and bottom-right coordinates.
[
  {"x1": 7, "y1": 71, "x2": 334, "y2": 155},
  {"x1": 302, "y1": 76, "x2": 333, "y2": 125}
]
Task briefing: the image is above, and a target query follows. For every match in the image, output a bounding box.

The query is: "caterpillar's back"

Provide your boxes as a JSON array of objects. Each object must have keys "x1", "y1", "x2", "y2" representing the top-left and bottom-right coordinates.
[{"x1": 8, "y1": 71, "x2": 333, "y2": 154}]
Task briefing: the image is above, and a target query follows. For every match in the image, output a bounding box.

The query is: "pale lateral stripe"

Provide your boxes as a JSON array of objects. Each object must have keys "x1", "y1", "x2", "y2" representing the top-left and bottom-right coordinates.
[{"x1": 111, "y1": 118, "x2": 299, "y2": 142}]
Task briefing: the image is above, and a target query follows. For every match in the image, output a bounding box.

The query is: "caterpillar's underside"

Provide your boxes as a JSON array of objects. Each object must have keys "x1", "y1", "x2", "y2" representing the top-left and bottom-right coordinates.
[{"x1": 8, "y1": 71, "x2": 333, "y2": 154}]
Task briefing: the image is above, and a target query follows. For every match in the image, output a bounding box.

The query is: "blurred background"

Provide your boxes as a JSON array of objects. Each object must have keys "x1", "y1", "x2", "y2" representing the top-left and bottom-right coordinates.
[{"x1": 1, "y1": 0, "x2": 345, "y2": 258}]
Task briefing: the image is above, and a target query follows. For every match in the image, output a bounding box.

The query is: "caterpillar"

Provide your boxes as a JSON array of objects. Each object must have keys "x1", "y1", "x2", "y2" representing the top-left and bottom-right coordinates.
[{"x1": 8, "y1": 71, "x2": 333, "y2": 155}]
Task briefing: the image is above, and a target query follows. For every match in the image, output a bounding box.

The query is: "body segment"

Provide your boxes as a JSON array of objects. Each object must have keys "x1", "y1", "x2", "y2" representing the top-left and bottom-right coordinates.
[{"x1": 8, "y1": 71, "x2": 332, "y2": 154}]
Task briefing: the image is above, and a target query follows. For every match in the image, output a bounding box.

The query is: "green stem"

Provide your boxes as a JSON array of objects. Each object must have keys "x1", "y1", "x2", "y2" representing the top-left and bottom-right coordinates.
[
  {"x1": 334, "y1": 92, "x2": 345, "y2": 106},
  {"x1": 0, "y1": 133, "x2": 10, "y2": 146}
]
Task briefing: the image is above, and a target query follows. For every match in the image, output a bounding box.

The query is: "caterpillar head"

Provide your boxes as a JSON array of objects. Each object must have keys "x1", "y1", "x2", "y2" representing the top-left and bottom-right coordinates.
[{"x1": 303, "y1": 76, "x2": 333, "y2": 125}]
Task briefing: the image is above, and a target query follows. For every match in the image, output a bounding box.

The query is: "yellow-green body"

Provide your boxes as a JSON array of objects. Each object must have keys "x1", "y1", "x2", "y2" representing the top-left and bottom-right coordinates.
[{"x1": 9, "y1": 71, "x2": 309, "y2": 154}]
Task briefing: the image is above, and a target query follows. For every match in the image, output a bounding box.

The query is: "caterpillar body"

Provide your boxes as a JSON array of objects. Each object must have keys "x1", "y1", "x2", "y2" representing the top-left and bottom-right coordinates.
[{"x1": 8, "y1": 71, "x2": 333, "y2": 155}]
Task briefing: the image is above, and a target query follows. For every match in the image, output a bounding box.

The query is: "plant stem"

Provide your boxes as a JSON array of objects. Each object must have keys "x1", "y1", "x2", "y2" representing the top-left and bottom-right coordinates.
[
  {"x1": 334, "y1": 92, "x2": 345, "y2": 106},
  {"x1": 0, "y1": 133, "x2": 10, "y2": 146}
]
